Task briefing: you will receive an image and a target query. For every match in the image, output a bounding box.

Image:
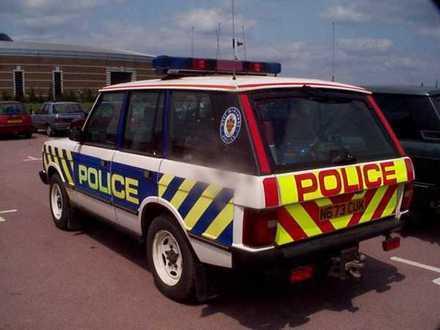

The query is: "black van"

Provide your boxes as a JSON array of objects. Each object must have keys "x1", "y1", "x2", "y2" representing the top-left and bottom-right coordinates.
[{"x1": 368, "y1": 86, "x2": 440, "y2": 215}]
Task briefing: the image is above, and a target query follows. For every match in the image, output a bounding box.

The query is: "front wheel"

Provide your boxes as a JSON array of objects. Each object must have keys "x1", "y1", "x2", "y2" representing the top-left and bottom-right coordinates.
[
  {"x1": 49, "y1": 173, "x2": 73, "y2": 230},
  {"x1": 147, "y1": 215, "x2": 199, "y2": 302}
]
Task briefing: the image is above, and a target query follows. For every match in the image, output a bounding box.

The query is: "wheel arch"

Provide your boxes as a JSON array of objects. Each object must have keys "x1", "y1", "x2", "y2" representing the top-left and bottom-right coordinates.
[
  {"x1": 47, "y1": 163, "x2": 66, "y2": 183},
  {"x1": 139, "y1": 197, "x2": 189, "y2": 239}
]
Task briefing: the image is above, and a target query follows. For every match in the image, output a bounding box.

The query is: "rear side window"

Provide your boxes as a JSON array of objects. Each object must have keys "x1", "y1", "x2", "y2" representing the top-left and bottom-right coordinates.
[
  {"x1": 53, "y1": 103, "x2": 82, "y2": 114},
  {"x1": 169, "y1": 91, "x2": 256, "y2": 174},
  {"x1": 250, "y1": 89, "x2": 398, "y2": 172},
  {"x1": 123, "y1": 91, "x2": 163, "y2": 155},
  {"x1": 83, "y1": 92, "x2": 124, "y2": 147},
  {"x1": 374, "y1": 93, "x2": 440, "y2": 141},
  {"x1": 0, "y1": 103, "x2": 25, "y2": 115}
]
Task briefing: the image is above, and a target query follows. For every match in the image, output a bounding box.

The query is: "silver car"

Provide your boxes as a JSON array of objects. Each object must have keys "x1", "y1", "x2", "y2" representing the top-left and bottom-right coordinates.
[{"x1": 32, "y1": 102, "x2": 86, "y2": 136}]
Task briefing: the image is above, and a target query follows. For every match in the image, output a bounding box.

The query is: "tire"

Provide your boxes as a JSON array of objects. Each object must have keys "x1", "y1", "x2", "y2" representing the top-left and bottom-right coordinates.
[
  {"x1": 24, "y1": 132, "x2": 32, "y2": 139},
  {"x1": 46, "y1": 125, "x2": 54, "y2": 137},
  {"x1": 146, "y1": 215, "x2": 199, "y2": 302},
  {"x1": 49, "y1": 173, "x2": 73, "y2": 230}
]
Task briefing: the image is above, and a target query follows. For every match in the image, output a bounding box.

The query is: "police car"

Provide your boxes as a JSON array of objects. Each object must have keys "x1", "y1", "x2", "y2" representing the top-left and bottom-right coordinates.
[{"x1": 39, "y1": 56, "x2": 414, "y2": 301}]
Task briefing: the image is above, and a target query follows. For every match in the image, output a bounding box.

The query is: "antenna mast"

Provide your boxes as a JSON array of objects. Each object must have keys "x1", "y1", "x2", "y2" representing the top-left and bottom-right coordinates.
[
  {"x1": 331, "y1": 22, "x2": 335, "y2": 82},
  {"x1": 216, "y1": 23, "x2": 221, "y2": 59},
  {"x1": 232, "y1": 0, "x2": 237, "y2": 79},
  {"x1": 191, "y1": 26, "x2": 195, "y2": 57},
  {"x1": 242, "y1": 25, "x2": 247, "y2": 60}
]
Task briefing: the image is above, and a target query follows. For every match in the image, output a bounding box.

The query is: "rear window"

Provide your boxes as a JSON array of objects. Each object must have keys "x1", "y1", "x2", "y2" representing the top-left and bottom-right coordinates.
[
  {"x1": 374, "y1": 94, "x2": 440, "y2": 141},
  {"x1": 53, "y1": 103, "x2": 83, "y2": 114},
  {"x1": 250, "y1": 88, "x2": 398, "y2": 173},
  {"x1": 0, "y1": 103, "x2": 25, "y2": 115}
]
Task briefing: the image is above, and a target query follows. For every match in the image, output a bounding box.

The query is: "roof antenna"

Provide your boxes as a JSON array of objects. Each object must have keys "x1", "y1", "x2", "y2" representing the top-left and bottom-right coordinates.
[
  {"x1": 216, "y1": 23, "x2": 221, "y2": 60},
  {"x1": 191, "y1": 26, "x2": 195, "y2": 57},
  {"x1": 232, "y1": 0, "x2": 237, "y2": 80},
  {"x1": 242, "y1": 25, "x2": 247, "y2": 60},
  {"x1": 331, "y1": 22, "x2": 336, "y2": 82}
]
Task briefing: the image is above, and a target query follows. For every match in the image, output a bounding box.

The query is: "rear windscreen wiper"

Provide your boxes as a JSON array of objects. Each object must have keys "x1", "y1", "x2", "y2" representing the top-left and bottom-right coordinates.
[{"x1": 331, "y1": 150, "x2": 357, "y2": 165}]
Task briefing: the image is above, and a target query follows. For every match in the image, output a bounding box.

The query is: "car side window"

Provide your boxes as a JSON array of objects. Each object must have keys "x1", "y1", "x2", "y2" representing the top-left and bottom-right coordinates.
[
  {"x1": 39, "y1": 104, "x2": 48, "y2": 114},
  {"x1": 169, "y1": 91, "x2": 256, "y2": 174},
  {"x1": 83, "y1": 92, "x2": 125, "y2": 148},
  {"x1": 123, "y1": 91, "x2": 163, "y2": 155}
]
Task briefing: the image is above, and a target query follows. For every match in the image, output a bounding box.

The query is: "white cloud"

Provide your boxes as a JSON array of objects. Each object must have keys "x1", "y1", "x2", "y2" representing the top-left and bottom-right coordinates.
[
  {"x1": 321, "y1": 5, "x2": 370, "y2": 23},
  {"x1": 338, "y1": 38, "x2": 393, "y2": 53},
  {"x1": 176, "y1": 8, "x2": 256, "y2": 34}
]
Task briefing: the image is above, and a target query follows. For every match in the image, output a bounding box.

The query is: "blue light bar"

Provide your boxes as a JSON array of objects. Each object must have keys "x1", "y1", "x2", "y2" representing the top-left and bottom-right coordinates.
[{"x1": 152, "y1": 55, "x2": 281, "y2": 76}]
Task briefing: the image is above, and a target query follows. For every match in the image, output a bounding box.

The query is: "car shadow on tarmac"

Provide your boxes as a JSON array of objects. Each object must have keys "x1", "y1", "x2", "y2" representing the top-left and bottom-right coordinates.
[
  {"x1": 201, "y1": 256, "x2": 404, "y2": 329},
  {"x1": 400, "y1": 216, "x2": 440, "y2": 247},
  {"x1": 75, "y1": 216, "x2": 405, "y2": 329}
]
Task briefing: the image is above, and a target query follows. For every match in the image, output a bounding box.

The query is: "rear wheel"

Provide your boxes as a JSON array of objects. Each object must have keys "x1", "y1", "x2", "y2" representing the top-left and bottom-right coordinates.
[
  {"x1": 46, "y1": 125, "x2": 54, "y2": 137},
  {"x1": 49, "y1": 173, "x2": 74, "y2": 230},
  {"x1": 24, "y1": 131, "x2": 32, "y2": 139},
  {"x1": 147, "y1": 215, "x2": 199, "y2": 302}
]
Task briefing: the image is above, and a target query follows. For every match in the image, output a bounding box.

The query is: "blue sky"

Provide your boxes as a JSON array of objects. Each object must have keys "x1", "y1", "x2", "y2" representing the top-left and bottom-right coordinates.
[{"x1": 1, "y1": 0, "x2": 439, "y2": 85}]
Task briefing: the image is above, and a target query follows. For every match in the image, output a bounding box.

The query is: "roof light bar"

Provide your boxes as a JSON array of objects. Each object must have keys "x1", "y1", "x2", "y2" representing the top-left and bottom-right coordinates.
[{"x1": 152, "y1": 55, "x2": 281, "y2": 76}]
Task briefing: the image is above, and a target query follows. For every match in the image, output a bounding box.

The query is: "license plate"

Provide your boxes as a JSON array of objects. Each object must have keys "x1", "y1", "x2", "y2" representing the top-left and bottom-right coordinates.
[
  {"x1": 7, "y1": 119, "x2": 22, "y2": 124},
  {"x1": 319, "y1": 199, "x2": 366, "y2": 221}
]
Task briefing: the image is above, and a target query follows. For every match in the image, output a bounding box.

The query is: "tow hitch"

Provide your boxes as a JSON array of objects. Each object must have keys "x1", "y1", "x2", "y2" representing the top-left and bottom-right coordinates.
[{"x1": 329, "y1": 246, "x2": 365, "y2": 280}]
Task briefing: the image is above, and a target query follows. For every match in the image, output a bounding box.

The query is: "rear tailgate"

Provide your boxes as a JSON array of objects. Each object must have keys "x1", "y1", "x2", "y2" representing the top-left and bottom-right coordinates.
[{"x1": 274, "y1": 157, "x2": 413, "y2": 246}]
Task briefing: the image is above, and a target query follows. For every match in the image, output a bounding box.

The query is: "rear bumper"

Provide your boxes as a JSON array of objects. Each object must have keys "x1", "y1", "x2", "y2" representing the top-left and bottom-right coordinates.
[
  {"x1": 232, "y1": 216, "x2": 401, "y2": 270},
  {"x1": 0, "y1": 125, "x2": 32, "y2": 134}
]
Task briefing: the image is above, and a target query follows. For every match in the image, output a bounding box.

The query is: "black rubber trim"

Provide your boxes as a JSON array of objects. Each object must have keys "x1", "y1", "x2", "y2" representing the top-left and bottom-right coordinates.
[
  {"x1": 232, "y1": 216, "x2": 401, "y2": 270},
  {"x1": 39, "y1": 170, "x2": 48, "y2": 185}
]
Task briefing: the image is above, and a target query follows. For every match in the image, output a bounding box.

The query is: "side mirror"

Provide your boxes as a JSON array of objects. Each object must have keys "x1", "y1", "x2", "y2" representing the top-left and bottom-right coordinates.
[{"x1": 69, "y1": 119, "x2": 85, "y2": 142}]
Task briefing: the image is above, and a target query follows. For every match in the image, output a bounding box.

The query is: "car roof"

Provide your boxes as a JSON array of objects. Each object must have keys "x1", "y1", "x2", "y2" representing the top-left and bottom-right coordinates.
[
  {"x1": 0, "y1": 101, "x2": 22, "y2": 104},
  {"x1": 365, "y1": 85, "x2": 440, "y2": 96},
  {"x1": 100, "y1": 75, "x2": 370, "y2": 94}
]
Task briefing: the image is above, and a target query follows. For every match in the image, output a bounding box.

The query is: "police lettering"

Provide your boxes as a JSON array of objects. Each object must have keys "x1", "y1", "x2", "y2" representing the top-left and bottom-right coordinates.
[
  {"x1": 295, "y1": 161, "x2": 398, "y2": 202},
  {"x1": 78, "y1": 164, "x2": 139, "y2": 204}
]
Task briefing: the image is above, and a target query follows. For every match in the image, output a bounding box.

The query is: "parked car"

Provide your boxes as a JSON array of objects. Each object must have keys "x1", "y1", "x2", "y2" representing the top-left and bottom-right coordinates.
[
  {"x1": 368, "y1": 86, "x2": 440, "y2": 214},
  {"x1": 0, "y1": 101, "x2": 32, "y2": 138},
  {"x1": 32, "y1": 102, "x2": 86, "y2": 136}
]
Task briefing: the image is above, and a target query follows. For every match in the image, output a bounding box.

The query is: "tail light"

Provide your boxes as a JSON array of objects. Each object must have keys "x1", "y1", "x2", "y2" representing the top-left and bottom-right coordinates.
[
  {"x1": 289, "y1": 265, "x2": 315, "y2": 283},
  {"x1": 243, "y1": 209, "x2": 277, "y2": 247},
  {"x1": 401, "y1": 182, "x2": 414, "y2": 212},
  {"x1": 382, "y1": 236, "x2": 400, "y2": 251},
  {"x1": 0, "y1": 115, "x2": 7, "y2": 125}
]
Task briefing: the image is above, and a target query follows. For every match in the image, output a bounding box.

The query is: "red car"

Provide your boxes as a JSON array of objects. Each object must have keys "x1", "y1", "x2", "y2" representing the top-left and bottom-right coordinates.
[{"x1": 0, "y1": 101, "x2": 32, "y2": 138}]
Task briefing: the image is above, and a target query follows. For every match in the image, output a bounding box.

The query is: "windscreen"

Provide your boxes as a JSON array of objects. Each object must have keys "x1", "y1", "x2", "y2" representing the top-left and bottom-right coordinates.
[
  {"x1": 250, "y1": 88, "x2": 398, "y2": 173},
  {"x1": 53, "y1": 103, "x2": 82, "y2": 114},
  {"x1": 0, "y1": 103, "x2": 25, "y2": 115}
]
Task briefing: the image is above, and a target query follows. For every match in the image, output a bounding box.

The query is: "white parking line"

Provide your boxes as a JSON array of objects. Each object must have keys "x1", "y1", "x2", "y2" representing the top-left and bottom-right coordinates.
[
  {"x1": 24, "y1": 156, "x2": 42, "y2": 162},
  {"x1": 0, "y1": 209, "x2": 17, "y2": 223},
  {"x1": 391, "y1": 256, "x2": 440, "y2": 286},
  {"x1": 0, "y1": 209, "x2": 17, "y2": 215}
]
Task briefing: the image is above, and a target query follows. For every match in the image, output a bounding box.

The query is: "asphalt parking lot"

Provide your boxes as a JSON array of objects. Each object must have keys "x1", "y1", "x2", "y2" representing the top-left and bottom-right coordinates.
[{"x1": 1, "y1": 134, "x2": 439, "y2": 330}]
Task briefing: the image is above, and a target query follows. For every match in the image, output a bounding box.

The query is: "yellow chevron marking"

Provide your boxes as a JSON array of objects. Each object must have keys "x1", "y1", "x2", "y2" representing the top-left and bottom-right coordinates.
[
  {"x1": 286, "y1": 204, "x2": 322, "y2": 237},
  {"x1": 65, "y1": 150, "x2": 73, "y2": 162},
  {"x1": 277, "y1": 175, "x2": 298, "y2": 205},
  {"x1": 359, "y1": 186, "x2": 387, "y2": 223},
  {"x1": 202, "y1": 203, "x2": 234, "y2": 240},
  {"x1": 50, "y1": 146, "x2": 61, "y2": 169},
  {"x1": 315, "y1": 197, "x2": 333, "y2": 208},
  {"x1": 42, "y1": 151, "x2": 48, "y2": 170},
  {"x1": 275, "y1": 222, "x2": 294, "y2": 245},
  {"x1": 382, "y1": 187, "x2": 398, "y2": 217},
  {"x1": 158, "y1": 174, "x2": 174, "y2": 197},
  {"x1": 170, "y1": 179, "x2": 196, "y2": 210},
  {"x1": 184, "y1": 185, "x2": 221, "y2": 230},
  {"x1": 45, "y1": 145, "x2": 53, "y2": 163},
  {"x1": 394, "y1": 158, "x2": 408, "y2": 182},
  {"x1": 57, "y1": 148, "x2": 74, "y2": 186}
]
